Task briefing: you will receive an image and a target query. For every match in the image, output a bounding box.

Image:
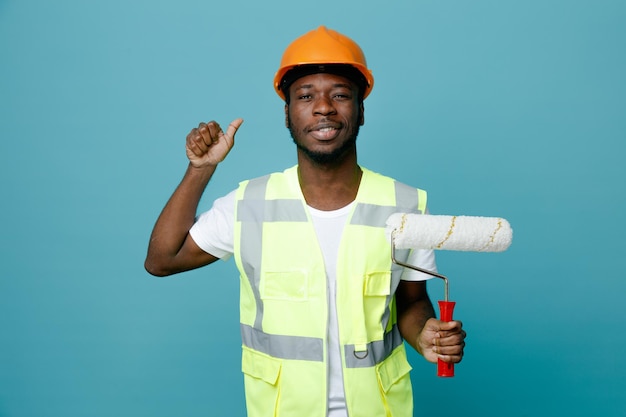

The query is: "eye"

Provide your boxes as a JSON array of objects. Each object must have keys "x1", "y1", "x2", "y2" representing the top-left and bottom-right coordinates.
[{"x1": 333, "y1": 90, "x2": 352, "y2": 100}]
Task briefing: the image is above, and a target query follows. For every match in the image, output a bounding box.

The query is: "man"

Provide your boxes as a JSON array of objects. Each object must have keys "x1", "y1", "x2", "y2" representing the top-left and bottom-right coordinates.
[{"x1": 145, "y1": 26, "x2": 465, "y2": 417}]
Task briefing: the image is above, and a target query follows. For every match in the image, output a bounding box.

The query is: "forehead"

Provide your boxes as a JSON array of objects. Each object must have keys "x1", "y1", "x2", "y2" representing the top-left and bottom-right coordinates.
[{"x1": 289, "y1": 72, "x2": 357, "y2": 91}]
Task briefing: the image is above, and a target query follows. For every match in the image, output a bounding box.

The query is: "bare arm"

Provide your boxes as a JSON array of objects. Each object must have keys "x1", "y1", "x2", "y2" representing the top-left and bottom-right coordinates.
[
  {"x1": 396, "y1": 280, "x2": 466, "y2": 364},
  {"x1": 144, "y1": 119, "x2": 243, "y2": 277}
]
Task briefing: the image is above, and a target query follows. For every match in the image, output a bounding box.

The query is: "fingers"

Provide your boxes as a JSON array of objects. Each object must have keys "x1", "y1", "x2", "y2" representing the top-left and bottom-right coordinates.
[
  {"x1": 432, "y1": 329, "x2": 466, "y2": 363},
  {"x1": 186, "y1": 122, "x2": 215, "y2": 154},
  {"x1": 186, "y1": 128, "x2": 207, "y2": 158},
  {"x1": 200, "y1": 121, "x2": 222, "y2": 146},
  {"x1": 432, "y1": 321, "x2": 465, "y2": 347}
]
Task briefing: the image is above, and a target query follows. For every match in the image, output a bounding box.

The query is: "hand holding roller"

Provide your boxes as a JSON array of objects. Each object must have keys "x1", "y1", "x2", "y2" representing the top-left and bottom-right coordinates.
[{"x1": 387, "y1": 213, "x2": 513, "y2": 377}]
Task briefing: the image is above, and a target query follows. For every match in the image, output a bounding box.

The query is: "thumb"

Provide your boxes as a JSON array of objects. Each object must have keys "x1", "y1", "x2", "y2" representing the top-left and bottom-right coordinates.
[
  {"x1": 225, "y1": 118, "x2": 244, "y2": 138},
  {"x1": 424, "y1": 317, "x2": 445, "y2": 332}
]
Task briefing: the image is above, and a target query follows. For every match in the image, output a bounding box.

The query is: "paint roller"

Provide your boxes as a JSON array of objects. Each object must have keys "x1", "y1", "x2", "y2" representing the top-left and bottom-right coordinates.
[{"x1": 386, "y1": 213, "x2": 513, "y2": 377}]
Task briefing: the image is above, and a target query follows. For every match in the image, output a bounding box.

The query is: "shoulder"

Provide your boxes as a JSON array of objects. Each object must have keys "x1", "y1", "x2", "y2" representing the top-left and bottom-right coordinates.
[
  {"x1": 236, "y1": 165, "x2": 299, "y2": 198},
  {"x1": 359, "y1": 166, "x2": 428, "y2": 214},
  {"x1": 360, "y1": 166, "x2": 422, "y2": 189}
]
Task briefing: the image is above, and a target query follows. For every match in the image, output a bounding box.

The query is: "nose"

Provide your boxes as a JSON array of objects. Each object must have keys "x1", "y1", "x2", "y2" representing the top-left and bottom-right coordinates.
[{"x1": 313, "y1": 95, "x2": 336, "y2": 116}]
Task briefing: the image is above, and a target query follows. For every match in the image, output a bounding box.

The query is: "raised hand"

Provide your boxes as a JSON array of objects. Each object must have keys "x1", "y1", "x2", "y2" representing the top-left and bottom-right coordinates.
[{"x1": 186, "y1": 118, "x2": 244, "y2": 168}]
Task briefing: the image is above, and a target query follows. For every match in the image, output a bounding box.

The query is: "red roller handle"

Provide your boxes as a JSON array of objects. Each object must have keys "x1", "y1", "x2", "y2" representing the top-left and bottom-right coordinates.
[{"x1": 437, "y1": 300, "x2": 456, "y2": 377}]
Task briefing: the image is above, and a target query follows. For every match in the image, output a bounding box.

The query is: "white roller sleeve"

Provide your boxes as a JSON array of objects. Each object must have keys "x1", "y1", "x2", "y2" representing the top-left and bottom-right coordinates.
[{"x1": 386, "y1": 213, "x2": 512, "y2": 252}]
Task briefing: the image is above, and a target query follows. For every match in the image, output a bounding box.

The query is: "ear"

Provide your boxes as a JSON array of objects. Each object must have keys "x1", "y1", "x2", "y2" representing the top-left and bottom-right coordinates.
[
  {"x1": 284, "y1": 104, "x2": 289, "y2": 128},
  {"x1": 359, "y1": 102, "x2": 365, "y2": 126}
]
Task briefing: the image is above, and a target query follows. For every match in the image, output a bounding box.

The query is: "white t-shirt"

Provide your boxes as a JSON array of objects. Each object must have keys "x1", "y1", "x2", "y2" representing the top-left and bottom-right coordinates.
[{"x1": 190, "y1": 191, "x2": 437, "y2": 417}]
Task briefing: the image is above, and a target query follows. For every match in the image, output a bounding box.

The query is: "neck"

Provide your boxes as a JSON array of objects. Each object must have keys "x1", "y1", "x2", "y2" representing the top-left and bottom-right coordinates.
[{"x1": 297, "y1": 153, "x2": 362, "y2": 211}]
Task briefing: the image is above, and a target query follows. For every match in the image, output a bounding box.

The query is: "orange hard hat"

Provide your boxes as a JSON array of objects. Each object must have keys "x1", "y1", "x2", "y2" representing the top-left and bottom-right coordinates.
[{"x1": 274, "y1": 26, "x2": 374, "y2": 100}]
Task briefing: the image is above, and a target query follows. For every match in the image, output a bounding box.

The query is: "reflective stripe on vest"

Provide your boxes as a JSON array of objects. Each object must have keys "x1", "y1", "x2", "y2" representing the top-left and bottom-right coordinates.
[{"x1": 235, "y1": 166, "x2": 426, "y2": 367}]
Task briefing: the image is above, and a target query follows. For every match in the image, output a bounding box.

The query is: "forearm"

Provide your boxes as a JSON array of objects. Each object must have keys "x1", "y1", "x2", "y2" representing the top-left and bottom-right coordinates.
[
  {"x1": 144, "y1": 163, "x2": 216, "y2": 275},
  {"x1": 397, "y1": 288, "x2": 436, "y2": 355}
]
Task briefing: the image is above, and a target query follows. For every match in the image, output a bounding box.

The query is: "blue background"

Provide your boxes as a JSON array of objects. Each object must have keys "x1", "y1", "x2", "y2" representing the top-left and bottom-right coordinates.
[{"x1": 1, "y1": 0, "x2": 625, "y2": 416}]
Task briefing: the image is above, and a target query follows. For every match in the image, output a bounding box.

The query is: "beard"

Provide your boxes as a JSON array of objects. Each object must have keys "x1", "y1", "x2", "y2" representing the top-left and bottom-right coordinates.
[{"x1": 287, "y1": 114, "x2": 360, "y2": 165}]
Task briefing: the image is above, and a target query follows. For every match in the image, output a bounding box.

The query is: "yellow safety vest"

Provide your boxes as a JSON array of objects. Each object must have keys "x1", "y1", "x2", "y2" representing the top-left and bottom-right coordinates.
[{"x1": 234, "y1": 165, "x2": 427, "y2": 417}]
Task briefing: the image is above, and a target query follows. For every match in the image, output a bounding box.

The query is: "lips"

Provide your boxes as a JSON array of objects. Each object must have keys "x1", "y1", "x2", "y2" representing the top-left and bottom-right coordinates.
[{"x1": 308, "y1": 123, "x2": 342, "y2": 141}]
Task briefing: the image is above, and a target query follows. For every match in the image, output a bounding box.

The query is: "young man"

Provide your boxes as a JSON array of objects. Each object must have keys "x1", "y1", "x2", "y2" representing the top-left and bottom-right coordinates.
[{"x1": 145, "y1": 26, "x2": 465, "y2": 417}]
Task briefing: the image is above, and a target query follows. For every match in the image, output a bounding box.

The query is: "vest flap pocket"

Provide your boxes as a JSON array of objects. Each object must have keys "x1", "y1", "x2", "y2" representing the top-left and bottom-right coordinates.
[
  {"x1": 241, "y1": 346, "x2": 282, "y2": 386},
  {"x1": 260, "y1": 270, "x2": 308, "y2": 301},
  {"x1": 363, "y1": 271, "x2": 391, "y2": 296},
  {"x1": 376, "y1": 348, "x2": 412, "y2": 393}
]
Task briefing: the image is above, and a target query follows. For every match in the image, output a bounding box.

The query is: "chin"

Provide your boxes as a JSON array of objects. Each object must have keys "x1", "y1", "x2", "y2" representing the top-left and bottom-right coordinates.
[{"x1": 295, "y1": 138, "x2": 357, "y2": 165}]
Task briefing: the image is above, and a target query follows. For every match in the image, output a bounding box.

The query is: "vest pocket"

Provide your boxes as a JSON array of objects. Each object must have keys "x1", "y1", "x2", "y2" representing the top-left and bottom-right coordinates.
[
  {"x1": 363, "y1": 271, "x2": 391, "y2": 296},
  {"x1": 241, "y1": 346, "x2": 281, "y2": 416},
  {"x1": 376, "y1": 347, "x2": 414, "y2": 416},
  {"x1": 363, "y1": 271, "x2": 391, "y2": 338},
  {"x1": 260, "y1": 270, "x2": 309, "y2": 301}
]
